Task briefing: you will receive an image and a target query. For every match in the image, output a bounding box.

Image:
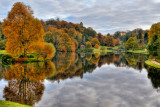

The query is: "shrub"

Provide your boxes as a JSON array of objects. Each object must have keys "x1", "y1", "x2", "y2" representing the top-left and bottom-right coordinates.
[
  {"x1": 27, "y1": 55, "x2": 34, "y2": 58},
  {"x1": 2, "y1": 54, "x2": 13, "y2": 65},
  {"x1": 19, "y1": 54, "x2": 34, "y2": 58},
  {"x1": 94, "y1": 44, "x2": 100, "y2": 49},
  {"x1": 107, "y1": 47, "x2": 112, "y2": 50}
]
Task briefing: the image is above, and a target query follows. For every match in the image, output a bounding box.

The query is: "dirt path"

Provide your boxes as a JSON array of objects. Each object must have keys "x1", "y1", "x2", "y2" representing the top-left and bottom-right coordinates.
[{"x1": 151, "y1": 60, "x2": 160, "y2": 66}]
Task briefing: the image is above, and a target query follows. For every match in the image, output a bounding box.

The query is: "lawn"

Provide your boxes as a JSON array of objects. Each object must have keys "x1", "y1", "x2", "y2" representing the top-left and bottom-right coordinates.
[
  {"x1": 0, "y1": 100, "x2": 31, "y2": 107},
  {"x1": 93, "y1": 46, "x2": 124, "y2": 54},
  {"x1": 126, "y1": 49, "x2": 148, "y2": 54}
]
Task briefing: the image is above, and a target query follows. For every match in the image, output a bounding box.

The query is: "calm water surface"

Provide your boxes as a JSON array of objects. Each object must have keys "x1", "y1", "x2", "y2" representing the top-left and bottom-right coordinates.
[{"x1": 0, "y1": 53, "x2": 160, "y2": 107}]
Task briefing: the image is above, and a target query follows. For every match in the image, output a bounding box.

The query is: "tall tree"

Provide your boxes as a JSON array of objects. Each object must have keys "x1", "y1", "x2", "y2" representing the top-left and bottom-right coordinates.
[
  {"x1": 148, "y1": 22, "x2": 160, "y2": 43},
  {"x1": 2, "y1": 2, "x2": 45, "y2": 56}
]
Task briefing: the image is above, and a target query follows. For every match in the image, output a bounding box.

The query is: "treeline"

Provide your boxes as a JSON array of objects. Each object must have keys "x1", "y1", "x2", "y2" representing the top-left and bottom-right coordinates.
[
  {"x1": 113, "y1": 29, "x2": 149, "y2": 50},
  {"x1": 41, "y1": 18, "x2": 121, "y2": 52}
]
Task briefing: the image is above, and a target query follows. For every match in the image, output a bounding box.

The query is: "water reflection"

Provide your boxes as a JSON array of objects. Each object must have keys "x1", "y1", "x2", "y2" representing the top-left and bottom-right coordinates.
[
  {"x1": 3, "y1": 62, "x2": 55, "y2": 106},
  {"x1": 0, "y1": 52, "x2": 160, "y2": 106}
]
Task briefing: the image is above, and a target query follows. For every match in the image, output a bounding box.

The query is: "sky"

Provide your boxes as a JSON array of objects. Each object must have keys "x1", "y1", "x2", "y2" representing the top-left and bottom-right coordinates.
[{"x1": 0, "y1": 0, "x2": 160, "y2": 34}]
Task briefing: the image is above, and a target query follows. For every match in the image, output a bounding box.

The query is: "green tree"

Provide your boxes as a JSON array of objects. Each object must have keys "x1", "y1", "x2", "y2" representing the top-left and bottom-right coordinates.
[
  {"x1": 125, "y1": 37, "x2": 139, "y2": 50},
  {"x1": 147, "y1": 35, "x2": 160, "y2": 56},
  {"x1": 86, "y1": 41, "x2": 92, "y2": 49}
]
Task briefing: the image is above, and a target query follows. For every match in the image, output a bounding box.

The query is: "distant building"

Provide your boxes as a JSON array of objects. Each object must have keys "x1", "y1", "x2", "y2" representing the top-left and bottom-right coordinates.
[{"x1": 119, "y1": 32, "x2": 126, "y2": 36}]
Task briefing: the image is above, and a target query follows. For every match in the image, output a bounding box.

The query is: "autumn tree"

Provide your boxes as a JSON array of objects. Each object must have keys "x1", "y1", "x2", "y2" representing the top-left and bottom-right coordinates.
[
  {"x1": 115, "y1": 38, "x2": 121, "y2": 46},
  {"x1": 97, "y1": 33, "x2": 104, "y2": 43},
  {"x1": 86, "y1": 41, "x2": 92, "y2": 48},
  {"x1": 58, "y1": 33, "x2": 72, "y2": 52},
  {"x1": 148, "y1": 22, "x2": 160, "y2": 43},
  {"x1": 2, "y1": 2, "x2": 45, "y2": 57},
  {"x1": 44, "y1": 27, "x2": 63, "y2": 48},
  {"x1": 104, "y1": 36, "x2": 115, "y2": 47},
  {"x1": 91, "y1": 38, "x2": 100, "y2": 47},
  {"x1": 94, "y1": 44, "x2": 100, "y2": 49},
  {"x1": 68, "y1": 28, "x2": 77, "y2": 38}
]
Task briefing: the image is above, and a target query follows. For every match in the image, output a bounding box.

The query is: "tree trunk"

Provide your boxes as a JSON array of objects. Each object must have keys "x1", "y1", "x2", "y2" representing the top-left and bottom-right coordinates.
[{"x1": 24, "y1": 49, "x2": 27, "y2": 57}]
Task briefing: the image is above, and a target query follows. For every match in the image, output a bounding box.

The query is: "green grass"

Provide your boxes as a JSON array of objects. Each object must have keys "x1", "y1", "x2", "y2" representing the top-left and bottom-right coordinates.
[
  {"x1": 145, "y1": 60, "x2": 160, "y2": 69},
  {"x1": 126, "y1": 49, "x2": 148, "y2": 54},
  {"x1": 93, "y1": 46, "x2": 124, "y2": 54},
  {"x1": 0, "y1": 100, "x2": 31, "y2": 107}
]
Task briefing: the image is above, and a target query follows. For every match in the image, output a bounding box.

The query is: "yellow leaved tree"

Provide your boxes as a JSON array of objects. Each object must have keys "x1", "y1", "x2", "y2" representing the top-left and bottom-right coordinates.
[{"x1": 2, "y1": 2, "x2": 45, "y2": 57}]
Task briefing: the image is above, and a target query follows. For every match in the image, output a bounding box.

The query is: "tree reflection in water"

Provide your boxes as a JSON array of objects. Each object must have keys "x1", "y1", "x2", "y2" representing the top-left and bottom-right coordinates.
[
  {"x1": 3, "y1": 61, "x2": 55, "y2": 106},
  {"x1": 146, "y1": 66, "x2": 160, "y2": 89},
  {"x1": 1, "y1": 52, "x2": 160, "y2": 106}
]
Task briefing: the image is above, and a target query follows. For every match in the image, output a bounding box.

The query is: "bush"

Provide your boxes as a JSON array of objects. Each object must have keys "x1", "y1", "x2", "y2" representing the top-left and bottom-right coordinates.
[
  {"x1": 2, "y1": 54, "x2": 13, "y2": 65},
  {"x1": 94, "y1": 44, "x2": 100, "y2": 49},
  {"x1": 27, "y1": 55, "x2": 34, "y2": 58}
]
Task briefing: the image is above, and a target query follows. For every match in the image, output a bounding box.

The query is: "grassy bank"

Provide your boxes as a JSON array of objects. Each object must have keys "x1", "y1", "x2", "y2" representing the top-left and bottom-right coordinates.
[
  {"x1": 126, "y1": 49, "x2": 148, "y2": 54},
  {"x1": 145, "y1": 60, "x2": 160, "y2": 69},
  {"x1": 93, "y1": 46, "x2": 124, "y2": 54},
  {"x1": 0, "y1": 100, "x2": 31, "y2": 107}
]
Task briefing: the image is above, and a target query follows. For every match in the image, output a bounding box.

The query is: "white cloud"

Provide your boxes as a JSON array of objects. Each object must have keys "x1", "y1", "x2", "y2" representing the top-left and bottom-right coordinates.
[{"x1": 0, "y1": 0, "x2": 160, "y2": 34}]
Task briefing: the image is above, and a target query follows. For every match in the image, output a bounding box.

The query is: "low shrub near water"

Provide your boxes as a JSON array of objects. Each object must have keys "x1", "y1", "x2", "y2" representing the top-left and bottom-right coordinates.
[
  {"x1": 77, "y1": 49, "x2": 93, "y2": 53},
  {"x1": 2, "y1": 54, "x2": 14, "y2": 65},
  {"x1": 107, "y1": 47, "x2": 113, "y2": 50}
]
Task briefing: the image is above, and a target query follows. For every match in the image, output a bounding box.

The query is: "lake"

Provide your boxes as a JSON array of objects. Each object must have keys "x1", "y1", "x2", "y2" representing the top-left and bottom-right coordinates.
[{"x1": 0, "y1": 52, "x2": 160, "y2": 107}]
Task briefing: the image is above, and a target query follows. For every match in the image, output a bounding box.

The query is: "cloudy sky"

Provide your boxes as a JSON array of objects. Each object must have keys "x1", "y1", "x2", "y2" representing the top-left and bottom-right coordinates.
[{"x1": 0, "y1": 0, "x2": 160, "y2": 34}]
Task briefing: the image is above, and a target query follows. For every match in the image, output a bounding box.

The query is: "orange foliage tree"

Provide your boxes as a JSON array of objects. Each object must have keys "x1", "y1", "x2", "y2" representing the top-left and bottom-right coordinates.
[
  {"x1": 58, "y1": 33, "x2": 72, "y2": 52},
  {"x1": 94, "y1": 44, "x2": 100, "y2": 49},
  {"x1": 115, "y1": 38, "x2": 121, "y2": 46},
  {"x1": 2, "y1": 2, "x2": 45, "y2": 57},
  {"x1": 104, "y1": 36, "x2": 115, "y2": 47}
]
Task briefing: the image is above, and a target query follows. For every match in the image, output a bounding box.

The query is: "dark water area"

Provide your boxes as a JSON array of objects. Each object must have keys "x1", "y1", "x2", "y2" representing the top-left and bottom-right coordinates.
[{"x1": 0, "y1": 52, "x2": 160, "y2": 107}]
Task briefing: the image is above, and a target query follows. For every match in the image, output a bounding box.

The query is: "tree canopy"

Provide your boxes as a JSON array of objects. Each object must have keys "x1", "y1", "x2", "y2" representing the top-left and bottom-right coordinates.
[{"x1": 2, "y1": 2, "x2": 45, "y2": 56}]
